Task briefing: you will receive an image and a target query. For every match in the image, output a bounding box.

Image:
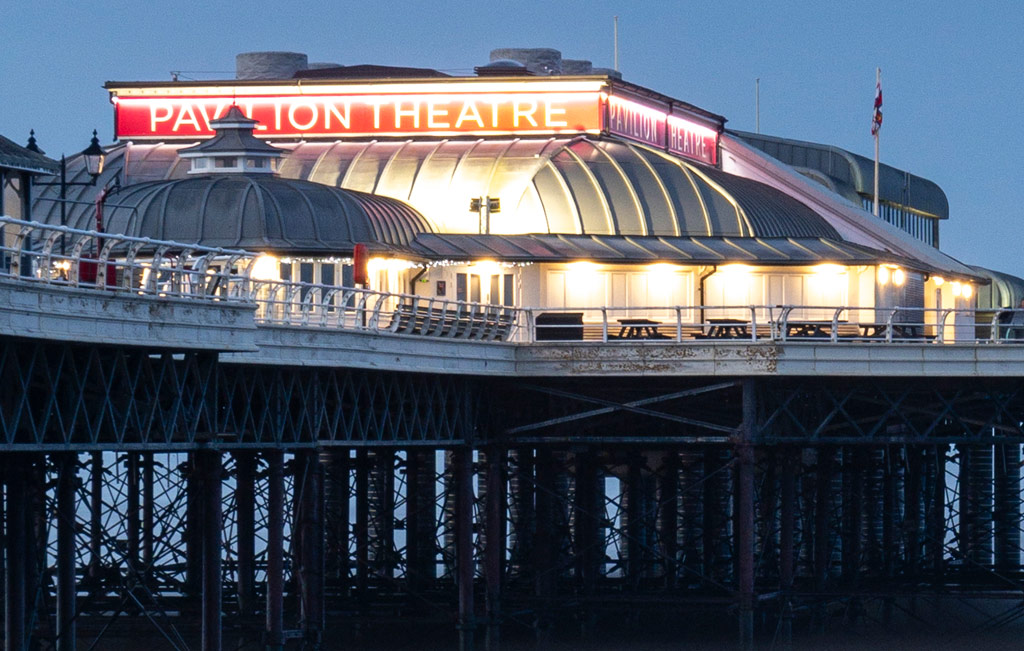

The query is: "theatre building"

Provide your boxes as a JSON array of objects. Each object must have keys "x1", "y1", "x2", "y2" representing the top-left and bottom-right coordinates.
[
  {"x1": 15, "y1": 48, "x2": 1024, "y2": 651},
  {"x1": 31, "y1": 49, "x2": 990, "y2": 341}
]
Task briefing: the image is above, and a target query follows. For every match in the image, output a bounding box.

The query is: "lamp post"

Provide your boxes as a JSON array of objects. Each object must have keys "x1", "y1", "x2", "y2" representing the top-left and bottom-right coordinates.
[{"x1": 31, "y1": 130, "x2": 107, "y2": 256}]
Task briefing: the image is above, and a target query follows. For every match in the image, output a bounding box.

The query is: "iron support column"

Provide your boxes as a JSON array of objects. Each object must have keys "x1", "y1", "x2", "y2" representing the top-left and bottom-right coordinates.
[
  {"x1": 5, "y1": 458, "x2": 25, "y2": 651},
  {"x1": 659, "y1": 452, "x2": 679, "y2": 592},
  {"x1": 354, "y1": 449, "x2": 369, "y2": 598},
  {"x1": 485, "y1": 448, "x2": 506, "y2": 651},
  {"x1": 200, "y1": 449, "x2": 223, "y2": 651},
  {"x1": 56, "y1": 453, "x2": 77, "y2": 651},
  {"x1": 322, "y1": 449, "x2": 350, "y2": 588},
  {"x1": 297, "y1": 449, "x2": 324, "y2": 646},
  {"x1": 778, "y1": 448, "x2": 796, "y2": 648},
  {"x1": 88, "y1": 451, "x2": 103, "y2": 589},
  {"x1": 737, "y1": 378, "x2": 756, "y2": 650},
  {"x1": 993, "y1": 443, "x2": 1021, "y2": 571},
  {"x1": 235, "y1": 451, "x2": 257, "y2": 616},
  {"x1": 405, "y1": 449, "x2": 431, "y2": 596},
  {"x1": 126, "y1": 453, "x2": 141, "y2": 578},
  {"x1": 455, "y1": 448, "x2": 475, "y2": 651},
  {"x1": 142, "y1": 453, "x2": 155, "y2": 586},
  {"x1": 266, "y1": 450, "x2": 285, "y2": 651}
]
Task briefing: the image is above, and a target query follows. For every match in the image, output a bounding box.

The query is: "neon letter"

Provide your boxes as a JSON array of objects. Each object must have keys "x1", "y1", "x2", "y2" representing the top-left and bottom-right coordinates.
[{"x1": 455, "y1": 101, "x2": 484, "y2": 128}]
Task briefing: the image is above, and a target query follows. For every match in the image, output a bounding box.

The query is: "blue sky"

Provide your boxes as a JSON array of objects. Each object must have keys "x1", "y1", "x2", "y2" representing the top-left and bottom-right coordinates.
[{"x1": 3, "y1": 1, "x2": 1022, "y2": 276}]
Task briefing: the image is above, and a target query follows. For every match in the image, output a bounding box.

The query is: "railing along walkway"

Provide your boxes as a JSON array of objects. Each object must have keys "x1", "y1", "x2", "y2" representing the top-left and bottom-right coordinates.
[
  {"x1": 0, "y1": 215, "x2": 257, "y2": 303},
  {"x1": 4, "y1": 216, "x2": 1024, "y2": 346}
]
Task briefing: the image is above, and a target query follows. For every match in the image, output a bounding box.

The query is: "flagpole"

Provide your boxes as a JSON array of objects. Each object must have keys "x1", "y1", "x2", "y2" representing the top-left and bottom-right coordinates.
[{"x1": 873, "y1": 67, "x2": 880, "y2": 217}]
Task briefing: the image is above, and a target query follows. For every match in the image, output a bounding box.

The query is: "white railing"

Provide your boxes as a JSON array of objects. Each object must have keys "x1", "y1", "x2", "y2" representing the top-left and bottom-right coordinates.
[
  {"x1": 0, "y1": 216, "x2": 258, "y2": 303},
  {"x1": 519, "y1": 305, "x2": 1024, "y2": 345},
  {"x1": 250, "y1": 280, "x2": 521, "y2": 341},
  {"x1": 4, "y1": 216, "x2": 1024, "y2": 346}
]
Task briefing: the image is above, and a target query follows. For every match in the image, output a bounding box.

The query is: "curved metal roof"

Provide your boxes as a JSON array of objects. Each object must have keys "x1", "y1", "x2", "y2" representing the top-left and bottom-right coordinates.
[
  {"x1": 33, "y1": 149, "x2": 433, "y2": 254},
  {"x1": 732, "y1": 129, "x2": 949, "y2": 220},
  {"x1": 47, "y1": 137, "x2": 839, "y2": 244}
]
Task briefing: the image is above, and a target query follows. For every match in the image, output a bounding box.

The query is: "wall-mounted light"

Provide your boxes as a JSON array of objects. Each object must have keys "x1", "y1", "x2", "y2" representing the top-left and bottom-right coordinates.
[
  {"x1": 952, "y1": 281, "x2": 963, "y2": 297},
  {"x1": 249, "y1": 253, "x2": 280, "y2": 281},
  {"x1": 472, "y1": 259, "x2": 502, "y2": 275},
  {"x1": 892, "y1": 268, "x2": 906, "y2": 286},
  {"x1": 962, "y1": 283, "x2": 973, "y2": 299},
  {"x1": 877, "y1": 266, "x2": 890, "y2": 285},
  {"x1": 932, "y1": 276, "x2": 945, "y2": 287}
]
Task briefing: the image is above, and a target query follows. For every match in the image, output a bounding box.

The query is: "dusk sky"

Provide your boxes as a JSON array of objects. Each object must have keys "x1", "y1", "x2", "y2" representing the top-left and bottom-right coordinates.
[{"x1": 4, "y1": 1, "x2": 1022, "y2": 277}]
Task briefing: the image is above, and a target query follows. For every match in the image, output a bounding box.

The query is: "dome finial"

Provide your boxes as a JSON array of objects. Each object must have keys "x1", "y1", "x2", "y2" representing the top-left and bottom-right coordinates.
[{"x1": 177, "y1": 106, "x2": 284, "y2": 175}]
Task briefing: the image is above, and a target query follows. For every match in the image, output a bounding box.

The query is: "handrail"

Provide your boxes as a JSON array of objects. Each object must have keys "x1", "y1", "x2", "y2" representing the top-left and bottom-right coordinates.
[
  {"x1": 4, "y1": 217, "x2": 1023, "y2": 346},
  {"x1": 0, "y1": 215, "x2": 257, "y2": 304}
]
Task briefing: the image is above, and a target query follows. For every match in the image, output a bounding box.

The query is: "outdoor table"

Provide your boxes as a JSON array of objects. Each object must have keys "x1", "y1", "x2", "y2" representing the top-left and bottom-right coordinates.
[
  {"x1": 705, "y1": 318, "x2": 749, "y2": 338},
  {"x1": 617, "y1": 318, "x2": 666, "y2": 339},
  {"x1": 785, "y1": 321, "x2": 832, "y2": 338},
  {"x1": 858, "y1": 323, "x2": 923, "y2": 339}
]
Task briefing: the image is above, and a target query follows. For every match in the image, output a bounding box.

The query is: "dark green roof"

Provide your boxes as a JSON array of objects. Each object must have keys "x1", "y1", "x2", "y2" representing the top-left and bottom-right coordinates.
[
  {"x1": 0, "y1": 134, "x2": 59, "y2": 175},
  {"x1": 731, "y1": 130, "x2": 949, "y2": 220}
]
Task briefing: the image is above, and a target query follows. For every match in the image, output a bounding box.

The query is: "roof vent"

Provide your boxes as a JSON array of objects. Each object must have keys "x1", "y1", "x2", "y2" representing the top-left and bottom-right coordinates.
[
  {"x1": 474, "y1": 59, "x2": 532, "y2": 76},
  {"x1": 489, "y1": 48, "x2": 562, "y2": 75},
  {"x1": 236, "y1": 51, "x2": 308, "y2": 80}
]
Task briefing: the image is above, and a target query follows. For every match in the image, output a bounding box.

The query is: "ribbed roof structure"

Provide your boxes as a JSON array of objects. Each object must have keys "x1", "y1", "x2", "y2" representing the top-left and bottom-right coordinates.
[{"x1": 47, "y1": 172, "x2": 434, "y2": 254}]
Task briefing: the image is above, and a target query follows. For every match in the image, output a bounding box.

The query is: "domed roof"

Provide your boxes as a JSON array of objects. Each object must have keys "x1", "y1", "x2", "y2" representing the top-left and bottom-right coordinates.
[{"x1": 49, "y1": 172, "x2": 434, "y2": 254}]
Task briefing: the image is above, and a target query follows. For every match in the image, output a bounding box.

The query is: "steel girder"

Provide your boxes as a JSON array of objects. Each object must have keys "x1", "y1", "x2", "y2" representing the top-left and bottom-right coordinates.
[{"x1": 0, "y1": 337, "x2": 478, "y2": 448}]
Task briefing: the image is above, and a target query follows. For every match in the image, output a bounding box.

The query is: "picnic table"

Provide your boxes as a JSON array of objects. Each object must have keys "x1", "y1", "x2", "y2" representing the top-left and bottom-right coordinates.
[
  {"x1": 784, "y1": 321, "x2": 833, "y2": 338},
  {"x1": 617, "y1": 318, "x2": 667, "y2": 339},
  {"x1": 701, "y1": 318, "x2": 749, "y2": 338}
]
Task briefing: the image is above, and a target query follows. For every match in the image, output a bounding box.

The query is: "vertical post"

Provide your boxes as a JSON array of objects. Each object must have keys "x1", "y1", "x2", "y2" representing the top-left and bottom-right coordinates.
[
  {"x1": 993, "y1": 443, "x2": 1021, "y2": 571},
  {"x1": 625, "y1": 454, "x2": 643, "y2": 591},
  {"x1": 265, "y1": 450, "x2": 285, "y2": 651},
  {"x1": 297, "y1": 450, "x2": 324, "y2": 646},
  {"x1": 904, "y1": 447, "x2": 923, "y2": 576},
  {"x1": 659, "y1": 452, "x2": 679, "y2": 591},
  {"x1": 142, "y1": 453, "x2": 155, "y2": 587},
  {"x1": 185, "y1": 452, "x2": 202, "y2": 596},
  {"x1": 485, "y1": 448, "x2": 506, "y2": 651},
  {"x1": 200, "y1": 449, "x2": 223, "y2": 651},
  {"x1": 930, "y1": 445, "x2": 947, "y2": 585},
  {"x1": 126, "y1": 453, "x2": 141, "y2": 577},
  {"x1": 778, "y1": 448, "x2": 796, "y2": 648},
  {"x1": 354, "y1": 449, "x2": 370, "y2": 598},
  {"x1": 405, "y1": 449, "x2": 431, "y2": 595},
  {"x1": 5, "y1": 458, "x2": 25, "y2": 651},
  {"x1": 737, "y1": 379, "x2": 756, "y2": 650},
  {"x1": 455, "y1": 448, "x2": 475, "y2": 651},
  {"x1": 56, "y1": 453, "x2": 77, "y2": 651},
  {"x1": 322, "y1": 449, "x2": 350, "y2": 589},
  {"x1": 88, "y1": 452, "x2": 103, "y2": 588},
  {"x1": 235, "y1": 451, "x2": 256, "y2": 616}
]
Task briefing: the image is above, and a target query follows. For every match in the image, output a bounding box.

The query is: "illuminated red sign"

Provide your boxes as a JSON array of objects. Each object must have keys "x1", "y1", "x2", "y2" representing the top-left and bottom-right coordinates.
[
  {"x1": 667, "y1": 114, "x2": 718, "y2": 166},
  {"x1": 114, "y1": 92, "x2": 602, "y2": 139},
  {"x1": 109, "y1": 81, "x2": 720, "y2": 165},
  {"x1": 607, "y1": 96, "x2": 666, "y2": 149}
]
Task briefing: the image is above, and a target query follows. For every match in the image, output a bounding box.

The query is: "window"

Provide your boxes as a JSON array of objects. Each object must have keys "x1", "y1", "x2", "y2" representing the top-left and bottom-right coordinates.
[
  {"x1": 215, "y1": 157, "x2": 238, "y2": 168},
  {"x1": 470, "y1": 274, "x2": 481, "y2": 303},
  {"x1": 503, "y1": 274, "x2": 514, "y2": 306},
  {"x1": 456, "y1": 273, "x2": 467, "y2": 302},
  {"x1": 247, "y1": 158, "x2": 267, "y2": 168}
]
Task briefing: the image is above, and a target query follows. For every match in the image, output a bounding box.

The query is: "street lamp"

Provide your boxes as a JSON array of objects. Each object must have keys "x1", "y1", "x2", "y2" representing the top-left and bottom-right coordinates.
[{"x1": 31, "y1": 130, "x2": 108, "y2": 255}]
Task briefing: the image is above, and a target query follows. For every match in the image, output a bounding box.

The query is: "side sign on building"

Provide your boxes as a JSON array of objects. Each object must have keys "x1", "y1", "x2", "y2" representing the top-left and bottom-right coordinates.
[{"x1": 109, "y1": 79, "x2": 720, "y2": 166}]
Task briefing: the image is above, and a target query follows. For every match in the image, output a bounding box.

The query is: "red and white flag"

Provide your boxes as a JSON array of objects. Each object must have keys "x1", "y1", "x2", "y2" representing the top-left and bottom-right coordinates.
[{"x1": 871, "y1": 78, "x2": 883, "y2": 136}]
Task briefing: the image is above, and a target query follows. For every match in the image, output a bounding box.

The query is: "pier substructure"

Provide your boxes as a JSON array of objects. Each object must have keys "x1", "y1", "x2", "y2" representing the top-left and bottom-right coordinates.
[{"x1": 3, "y1": 338, "x2": 1024, "y2": 647}]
